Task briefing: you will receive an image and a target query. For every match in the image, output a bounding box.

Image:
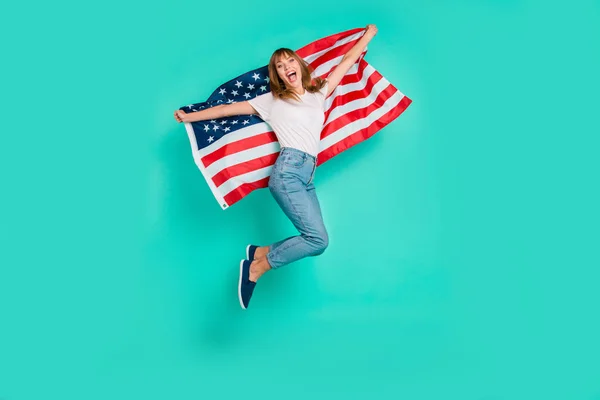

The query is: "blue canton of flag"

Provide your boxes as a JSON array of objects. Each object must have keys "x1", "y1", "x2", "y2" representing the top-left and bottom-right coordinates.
[{"x1": 180, "y1": 66, "x2": 271, "y2": 150}]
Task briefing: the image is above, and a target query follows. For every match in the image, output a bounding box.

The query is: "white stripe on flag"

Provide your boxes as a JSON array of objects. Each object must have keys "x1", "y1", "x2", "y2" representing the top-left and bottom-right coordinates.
[
  {"x1": 312, "y1": 55, "x2": 344, "y2": 79},
  {"x1": 206, "y1": 141, "x2": 280, "y2": 178},
  {"x1": 218, "y1": 165, "x2": 274, "y2": 195}
]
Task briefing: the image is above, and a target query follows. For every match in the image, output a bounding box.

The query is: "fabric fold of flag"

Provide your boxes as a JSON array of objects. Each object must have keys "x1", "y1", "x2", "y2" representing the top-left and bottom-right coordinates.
[{"x1": 179, "y1": 27, "x2": 412, "y2": 210}]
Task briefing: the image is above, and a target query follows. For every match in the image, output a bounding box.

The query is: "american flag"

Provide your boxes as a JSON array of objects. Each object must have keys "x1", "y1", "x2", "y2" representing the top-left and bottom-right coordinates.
[{"x1": 180, "y1": 27, "x2": 412, "y2": 210}]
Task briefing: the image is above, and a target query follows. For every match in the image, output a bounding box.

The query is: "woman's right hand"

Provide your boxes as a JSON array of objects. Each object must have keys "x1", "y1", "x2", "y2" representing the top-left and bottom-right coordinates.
[{"x1": 174, "y1": 109, "x2": 188, "y2": 123}]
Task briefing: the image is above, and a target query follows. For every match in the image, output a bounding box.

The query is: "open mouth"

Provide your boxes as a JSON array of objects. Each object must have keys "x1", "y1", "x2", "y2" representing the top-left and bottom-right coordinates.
[{"x1": 286, "y1": 71, "x2": 298, "y2": 83}]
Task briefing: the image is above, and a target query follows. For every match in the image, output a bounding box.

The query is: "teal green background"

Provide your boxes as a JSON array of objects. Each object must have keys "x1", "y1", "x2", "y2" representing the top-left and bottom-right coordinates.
[{"x1": 1, "y1": 0, "x2": 599, "y2": 399}]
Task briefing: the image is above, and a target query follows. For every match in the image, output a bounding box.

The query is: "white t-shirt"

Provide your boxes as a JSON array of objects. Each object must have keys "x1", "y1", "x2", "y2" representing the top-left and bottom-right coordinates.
[{"x1": 248, "y1": 81, "x2": 329, "y2": 158}]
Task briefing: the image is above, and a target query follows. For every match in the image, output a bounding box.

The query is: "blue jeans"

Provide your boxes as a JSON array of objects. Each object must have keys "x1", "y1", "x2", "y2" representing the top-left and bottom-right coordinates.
[{"x1": 266, "y1": 147, "x2": 329, "y2": 269}]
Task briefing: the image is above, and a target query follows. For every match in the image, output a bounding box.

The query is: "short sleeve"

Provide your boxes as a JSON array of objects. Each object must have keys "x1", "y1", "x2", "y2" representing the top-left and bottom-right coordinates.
[{"x1": 248, "y1": 92, "x2": 274, "y2": 121}]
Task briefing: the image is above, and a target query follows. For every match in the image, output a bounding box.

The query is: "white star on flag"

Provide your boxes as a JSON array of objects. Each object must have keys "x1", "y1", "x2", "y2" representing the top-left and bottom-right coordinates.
[
  {"x1": 247, "y1": 84, "x2": 255, "y2": 90},
  {"x1": 219, "y1": 88, "x2": 227, "y2": 95},
  {"x1": 231, "y1": 90, "x2": 239, "y2": 96},
  {"x1": 260, "y1": 85, "x2": 266, "y2": 91},
  {"x1": 207, "y1": 136, "x2": 214, "y2": 143},
  {"x1": 235, "y1": 81, "x2": 243, "y2": 88},
  {"x1": 224, "y1": 127, "x2": 230, "y2": 132},
  {"x1": 242, "y1": 120, "x2": 249, "y2": 125},
  {"x1": 243, "y1": 93, "x2": 251, "y2": 99},
  {"x1": 203, "y1": 124, "x2": 210, "y2": 132},
  {"x1": 212, "y1": 125, "x2": 219, "y2": 131},
  {"x1": 252, "y1": 73, "x2": 260, "y2": 81}
]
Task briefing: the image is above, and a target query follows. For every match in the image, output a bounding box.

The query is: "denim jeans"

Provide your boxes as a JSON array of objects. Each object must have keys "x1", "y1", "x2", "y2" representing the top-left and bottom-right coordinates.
[{"x1": 266, "y1": 147, "x2": 329, "y2": 269}]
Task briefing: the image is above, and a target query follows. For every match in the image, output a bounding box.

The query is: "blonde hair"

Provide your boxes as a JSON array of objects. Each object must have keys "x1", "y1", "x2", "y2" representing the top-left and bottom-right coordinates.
[{"x1": 268, "y1": 48, "x2": 326, "y2": 102}]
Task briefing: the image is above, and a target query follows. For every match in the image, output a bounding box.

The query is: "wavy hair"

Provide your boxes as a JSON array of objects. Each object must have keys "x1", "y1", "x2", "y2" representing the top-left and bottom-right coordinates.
[{"x1": 268, "y1": 48, "x2": 326, "y2": 102}]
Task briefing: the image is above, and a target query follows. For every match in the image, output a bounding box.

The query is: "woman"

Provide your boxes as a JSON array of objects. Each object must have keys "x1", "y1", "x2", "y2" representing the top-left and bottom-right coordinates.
[{"x1": 174, "y1": 25, "x2": 378, "y2": 309}]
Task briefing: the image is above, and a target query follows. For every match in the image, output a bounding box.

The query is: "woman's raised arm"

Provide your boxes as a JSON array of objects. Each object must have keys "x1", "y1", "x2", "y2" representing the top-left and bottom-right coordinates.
[{"x1": 324, "y1": 24, "x2": 378, "y2": 97}]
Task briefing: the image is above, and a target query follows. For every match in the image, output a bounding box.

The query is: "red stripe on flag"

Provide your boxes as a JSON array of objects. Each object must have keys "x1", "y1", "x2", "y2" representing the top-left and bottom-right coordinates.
[
  {"x1": 307, "y1": 39, "x2": 360, "y2": 71},
  {"x1": 201, "y1": 131, "x2": 277, "y2": 168},
  {"x1": 223, "y1": 176, "x2": 271, "y2": 207},
  {"x1": 296, "y1": 28, "x2": 364, "y2": 58},
  {"x1": 317, "y1": 95, "x2": 413, "y2": 166},
  {"x1": 212, "y1": 152, "x2": 279, "y2": 187}
]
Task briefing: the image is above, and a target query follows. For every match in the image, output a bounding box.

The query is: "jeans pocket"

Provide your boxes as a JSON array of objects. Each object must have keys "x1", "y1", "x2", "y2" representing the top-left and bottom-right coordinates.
[{"x1": 283, "y1": 153, "x2": 306, "y2": 168}]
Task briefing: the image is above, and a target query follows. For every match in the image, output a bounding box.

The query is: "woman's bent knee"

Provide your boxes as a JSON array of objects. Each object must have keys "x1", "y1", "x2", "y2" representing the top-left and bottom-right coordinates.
[{"x1": 311, "y1": 232, "x2": 329, "y2": 256}]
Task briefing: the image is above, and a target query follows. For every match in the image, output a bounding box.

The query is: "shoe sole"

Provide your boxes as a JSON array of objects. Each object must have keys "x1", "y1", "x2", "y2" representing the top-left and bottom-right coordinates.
[
  {"x1": 246, "y1": 244, "x2": 251, "y2": 261},
  {"x1": 238, "y1": 259, "x2": 246, "y2": 310}
]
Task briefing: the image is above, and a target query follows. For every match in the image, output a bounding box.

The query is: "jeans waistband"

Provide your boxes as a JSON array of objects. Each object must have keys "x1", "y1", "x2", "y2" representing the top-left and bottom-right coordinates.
[{"x1": 280, "y1": 147, "x2": 317, "y2": 162}]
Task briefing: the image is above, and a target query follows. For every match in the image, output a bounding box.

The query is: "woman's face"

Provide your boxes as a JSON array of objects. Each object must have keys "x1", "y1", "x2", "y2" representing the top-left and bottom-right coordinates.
[{"x1": 275, "y1": 53, "x2": 303, "y2": 90}]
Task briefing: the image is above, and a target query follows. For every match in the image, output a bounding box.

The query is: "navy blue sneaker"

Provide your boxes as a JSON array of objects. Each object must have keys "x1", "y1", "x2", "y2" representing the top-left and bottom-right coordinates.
[
  {"x1": 238, "y1": 259, "x2": 256, "y2": 309},
  {"x1": 246, "y1": 244, "x2": 259, "y2": 261}
]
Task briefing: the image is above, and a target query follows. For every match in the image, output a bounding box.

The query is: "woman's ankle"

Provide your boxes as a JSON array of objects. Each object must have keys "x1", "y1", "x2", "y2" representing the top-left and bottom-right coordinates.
[
  {"x1": 249, "y1": 258, "x2": 271, "y2": 282},
  {"x1": 255, "y1": 246, "x2": 269, "y2": 260}
]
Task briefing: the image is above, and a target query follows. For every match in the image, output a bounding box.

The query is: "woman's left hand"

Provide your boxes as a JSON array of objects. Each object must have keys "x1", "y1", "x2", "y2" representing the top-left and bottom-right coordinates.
[{"x1": 365, "y1": 24, "x2": 378, "y2": 38}]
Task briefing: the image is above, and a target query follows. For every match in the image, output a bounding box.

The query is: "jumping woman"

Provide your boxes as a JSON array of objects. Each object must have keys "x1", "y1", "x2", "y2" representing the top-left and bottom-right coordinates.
[{"x1": 174, "y1": 24, "x2": 378, "y2": 309}]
